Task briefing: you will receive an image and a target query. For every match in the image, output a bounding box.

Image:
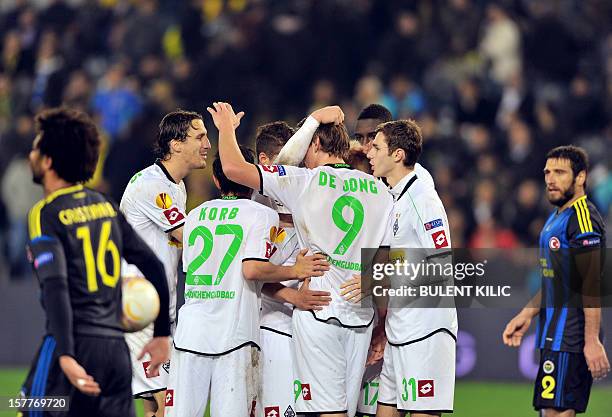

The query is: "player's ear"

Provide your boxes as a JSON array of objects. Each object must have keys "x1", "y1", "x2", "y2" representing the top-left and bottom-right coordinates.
[
  {"x1": 259, "y1": 152, "x2": 269, "y2": 165},
  {"x1": 313, "y1": 136, "x2": 321, "y2": 153},
  {"x1": 394, "y1": 148, "x2": 405, "y2": 164},
  {"x1": 575, "y1": 170, "x2": 586, "y2": 187},
  {"x1": 170, "y1": 139, "x2": 182, "y2": 155},
  {"x1": 212, "y1": 174, "x2": 221, "y2": 191}
]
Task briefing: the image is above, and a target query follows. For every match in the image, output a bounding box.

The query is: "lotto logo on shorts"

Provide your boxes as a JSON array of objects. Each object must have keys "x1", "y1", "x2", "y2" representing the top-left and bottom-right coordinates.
[
  {"x1": 142, "y1": 361, "x2": 159, "y2": 378},
  {"x1": 165, "y1": 389, "x2": 174, "y2": 406},
  {"x1": 264, "y1": 406, "x2": 280, "y2": 417},
  {"x1": 163, "y1": 207, "x2": 185, "y2": 225},
  {"x1": 431, "y1": 230, "x2": 449, "y2": 249},
  {"x1": 418, "y1": 380, "x2": 435, "y2": 397},
  {"x1": 301, "y1": 384, "x2": 312, "y2": 400}
]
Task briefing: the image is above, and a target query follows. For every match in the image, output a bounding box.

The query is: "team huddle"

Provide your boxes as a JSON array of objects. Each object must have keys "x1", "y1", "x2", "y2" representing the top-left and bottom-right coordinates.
[{"x1": 20, "y1": 101, "x2": 607, "y2": 417}]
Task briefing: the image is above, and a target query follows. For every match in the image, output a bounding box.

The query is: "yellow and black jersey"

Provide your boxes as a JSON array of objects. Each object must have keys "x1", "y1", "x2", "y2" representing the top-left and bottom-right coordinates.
[
  {"x1": 27, "y1": 185, "x2": 170, "y2": 356},
  {"x1": 537, "y1": 195, "x2": 606, "y2": 352}
]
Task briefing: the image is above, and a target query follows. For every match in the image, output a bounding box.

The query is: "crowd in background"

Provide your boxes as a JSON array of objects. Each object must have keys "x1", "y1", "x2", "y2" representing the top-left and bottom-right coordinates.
[{"x1": 0, "y1": 0, "x2": 610, "y2": 279}]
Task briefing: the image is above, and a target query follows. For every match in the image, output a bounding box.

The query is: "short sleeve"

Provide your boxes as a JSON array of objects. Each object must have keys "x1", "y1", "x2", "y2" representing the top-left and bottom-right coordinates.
[
  {"x1": 568, "y1": 201, "x2": 604, "y2": 249},
  {"x1": 127, "y1": 180, "x2": 185, "y2": 232},
  {"x1": 243, "y1": 208, "x2": 280, "y2": 262},
  {"x1": 256, "y1": 165, "x2": 313, "y2": 213},
  {"x1": 414, "y1": 196, "x2": 452, "y2": 252}
]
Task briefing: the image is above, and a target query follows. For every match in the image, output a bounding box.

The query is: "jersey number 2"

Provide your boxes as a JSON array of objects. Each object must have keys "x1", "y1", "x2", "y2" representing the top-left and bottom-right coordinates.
[
  {"x1": 186, "y1": 225, "x2": 243, "y2": 286},
  {"x1": 76, "y1": 221, "x2": 120, "y2": 292}
]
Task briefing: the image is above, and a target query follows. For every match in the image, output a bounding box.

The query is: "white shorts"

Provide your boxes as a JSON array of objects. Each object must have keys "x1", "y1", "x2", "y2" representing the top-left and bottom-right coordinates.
[
  {"x1": 357, "y1": 361, "x2": 382, "y2": 416},
  {"x1": 378, "y1": 331, "x2": 456, "y2": 413},
  {"x1": 260, "y1": 328, "x2": 296, "y2": 417},
  {"x1": 292, "y1": 309, "x2": 372, "y2": 416},
  {"x1": 125, "y1": 323, "x2": 173, "y2": 398},
  {"x1": 165, "y1": 344, "x2": 260, "y2": 417}
]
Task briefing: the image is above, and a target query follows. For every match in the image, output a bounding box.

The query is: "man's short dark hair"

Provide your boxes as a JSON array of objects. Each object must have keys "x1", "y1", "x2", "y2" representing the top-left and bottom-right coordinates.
[
  {"x1": 154, "y1": 110, "x2": 203, "y2": 160},
  {"x1": 357, "y1": 104, "x2": 392, "y2": 122},
  {"x1": 376, "y1": 120, "x2": 422, "y2": 167},
  {"x1": 314, "y1": 123, "x2": 350, "y2": 159},
  {"x1": 255, "y1": 121, "x2": 295, "y2": 159},
  {"x1": 546, "y1": 145, "x2": 589, "y2": 178},
  {"x1": 35, "y1": 108, "x2": 100, "y2": 183},
  {"x1": 213, "y1": 146, "x2": 255, "y2": 195}
]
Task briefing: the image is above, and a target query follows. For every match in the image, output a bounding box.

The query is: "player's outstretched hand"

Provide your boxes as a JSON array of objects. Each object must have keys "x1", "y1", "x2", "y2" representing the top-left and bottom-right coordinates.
[
  {"x1": 502, "y1": 313, "x2": 532, "y2": 347},
  {"x1": 294, "y1": 278, "x2": 332, "y2": 311},
  {"x1": 138, "y1": 336, "x2": 170, "y2": 376},
  {"x1": 59, "y1": 355, "x2": 101, "y2": 396},
  {"x1": 293, "y1": 249, "x2": 330, "y2": 279},
  {"x1": 340, "y1": 274, "x2": 364, "y2": 303},
  {"x1": 206, "y1": 102, "x2": 245, "y2": 131},
  {"x1": 584, "y1": 339, "x2": 610, "y2": 380},
  {"x1": 311, "y1": 105, "x2": 345, "y2": 125}
]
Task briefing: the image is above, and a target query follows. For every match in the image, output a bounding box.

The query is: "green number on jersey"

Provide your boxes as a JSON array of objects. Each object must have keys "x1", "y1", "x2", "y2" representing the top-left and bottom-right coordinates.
[
  {"x1": 186, "y1": 224, "x2": 243, "y2": 286},
  {"x1": 331, "y1": 196, "x2": 364, "y2": 255}
]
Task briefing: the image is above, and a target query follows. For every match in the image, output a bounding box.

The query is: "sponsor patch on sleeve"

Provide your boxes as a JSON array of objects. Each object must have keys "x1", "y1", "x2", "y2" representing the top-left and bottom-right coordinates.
[
  {"x1": 34, "y1": 252, "x2": 54, "y2": 269},
  {"x1": 431, "y1": 230, "x2": 449, "y2": 249},
  {"x1": 261, "y1": 165, "x2": 286, "y2": 176},
  {"x1": 163, "y1": 206, "x2": 185, "y2": 225},
  {"x1": 424, "y1": 218, "x2": 444, "y2": 231},
  {"x1": 581, "y1": 237, "x2": 601, "y2": 247}
]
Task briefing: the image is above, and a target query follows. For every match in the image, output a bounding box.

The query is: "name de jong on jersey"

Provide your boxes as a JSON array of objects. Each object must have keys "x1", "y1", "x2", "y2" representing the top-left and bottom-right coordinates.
[{"x1": 257, "y1": 163, "x2": 394, "y2": 327}]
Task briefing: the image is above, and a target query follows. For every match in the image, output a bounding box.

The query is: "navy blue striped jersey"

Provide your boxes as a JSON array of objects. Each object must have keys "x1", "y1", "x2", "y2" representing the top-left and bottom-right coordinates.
[{"x1": 537, "y1": 195, "x2": 606, "y2": 352}]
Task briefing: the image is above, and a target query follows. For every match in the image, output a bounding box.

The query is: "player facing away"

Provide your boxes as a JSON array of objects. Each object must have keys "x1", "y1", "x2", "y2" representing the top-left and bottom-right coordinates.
[
  {"x1": 503, "y1": 146, "x2": 609, "y2": 417},
  {"x1": 254, "y1": 122, "x2": 333, "y2": 417},
  {"x1": 120, "y1": 110, "x2": 211, "y2": 417},
  {"x1": 367, "y1": 120, "x2": 457, "y2": 417},
  {"x1": 166, "y1": 147, "x2": 329, "y2": 417},
  {"x1": 211, "y1": 102, "x2": 394, "y2": 417},
  {"x1": 22, "y1": 108, "x2": 170, "y2": 417}
]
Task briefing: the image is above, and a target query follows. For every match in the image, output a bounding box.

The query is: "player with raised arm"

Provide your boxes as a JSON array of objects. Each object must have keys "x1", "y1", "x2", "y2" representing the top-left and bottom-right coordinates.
[
  {"x1": 254, "y1": 122, "x2": 333, "y2": 417},
  {"x1": 166, "y1": 145, "x2": 329, "y2": 417},
  {"x1": 211, "y1": 102, "x2": 394, "y2": 417},
  {"x1": 21, "y1": 108, "x2": 170, "y2": 417},
  {"x1": 120, "y1": 110, "x2": 211, "y2": 417},
  {"x1": 503, "y1": 146, "x2": 609, "y2": 417},
  {"x1": 366, "y1": 120, "x2": 457, "y2": 417}
]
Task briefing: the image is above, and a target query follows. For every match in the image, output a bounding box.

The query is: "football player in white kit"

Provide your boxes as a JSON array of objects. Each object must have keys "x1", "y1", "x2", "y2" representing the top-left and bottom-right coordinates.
[
  {"x1": 254, "y1": 122, "x2": 333, "y2": 417},
  {"x1": 120, "y1": 110, "x2": 210, "y2": 417},
  {"x1": 166, "y1": 145, "x2": 329, "y2": 417},
  {"x1": 366, "y1": 120, "x2": 457, "y2": 417},
  {"x1": 212, "y1": 102, "x2": 394, "y2": 417}
]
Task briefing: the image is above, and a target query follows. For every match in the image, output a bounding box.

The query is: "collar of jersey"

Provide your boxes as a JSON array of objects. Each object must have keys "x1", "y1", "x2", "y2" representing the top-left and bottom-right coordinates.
[
  {"x1": 220, "y1": 195, "x2": 249, "y2": 200},
  {"x1": 46, "y1": 184, "x2": 84, "y2": 203},
  {"x1": 325, "y1": 163, "x2": 351, "y2": 169},
  {"x1": 391, "y1": 171, "x2": 418, "y2": 202},
  {"x1": 155, "y1": 159, "x2": 178, "y2": 184}
]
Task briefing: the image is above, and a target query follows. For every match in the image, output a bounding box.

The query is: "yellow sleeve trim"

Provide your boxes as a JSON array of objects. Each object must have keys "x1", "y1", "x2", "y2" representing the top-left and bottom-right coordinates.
[
  {"x1": 28, "y1": 184, "x2": 85, "y2": 239},
  {"x1": 572, "y1": 196, "x2": 592, "y2": 234}
]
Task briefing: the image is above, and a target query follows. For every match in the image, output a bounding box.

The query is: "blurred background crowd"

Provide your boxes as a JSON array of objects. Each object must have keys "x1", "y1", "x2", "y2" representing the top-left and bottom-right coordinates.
[{"x1": 0, "y1": 0, "x2": 610, "y2": 279}]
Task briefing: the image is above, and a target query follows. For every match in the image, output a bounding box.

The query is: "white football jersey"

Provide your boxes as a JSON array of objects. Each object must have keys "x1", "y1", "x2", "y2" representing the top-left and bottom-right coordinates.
[
  {"x1": 387, "y1": 171, "x2": 458, "y2": 344},
  {"x1": 258, "y1": 163, "x2": 394, "y2": 327},
  {"x1": 174, "y1": 197, "x2": 279, "y2": 354},
  {"x1": 120, "y1": 161, "x2": 187, "y2": 322},
  {"x1": 260, "y1": 226, "x2": 300, "y2": 336}
]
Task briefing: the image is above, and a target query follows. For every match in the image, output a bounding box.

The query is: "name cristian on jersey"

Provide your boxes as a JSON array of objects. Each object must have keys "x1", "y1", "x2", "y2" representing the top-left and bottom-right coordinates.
[{"x1": 58, "y1": 202, "x2": 117, "y2": 225}]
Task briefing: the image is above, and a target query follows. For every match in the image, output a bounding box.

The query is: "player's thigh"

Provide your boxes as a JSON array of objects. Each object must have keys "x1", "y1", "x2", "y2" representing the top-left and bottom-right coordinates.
[
  {"x1": 165, "y1": 347, "x2": 211, "y2": 417},
  {"x1": 393, "y1": 333, "x2": 455, "y2": 414},
  {"x1": 533, "y1": 350, "x2": 592, "y2": 414},
  {"x1": 345, "y1": 324, "x2": 374, "y2": 417},
  {"x1": 260, "y1": 329, "x2": 295, "y2": 417},
  {"x1": 125, "y1": 324, "x2": 172, "y2": 399},
  {"x1": 541, "y1": 410, "x2": 576, "y2": 417},
  {"x1": 292, "y1": 309, "x2": 349, "y2": 413},
  {"x1": 210, "y1": 344, "x2": 260, "y2": 417}
]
